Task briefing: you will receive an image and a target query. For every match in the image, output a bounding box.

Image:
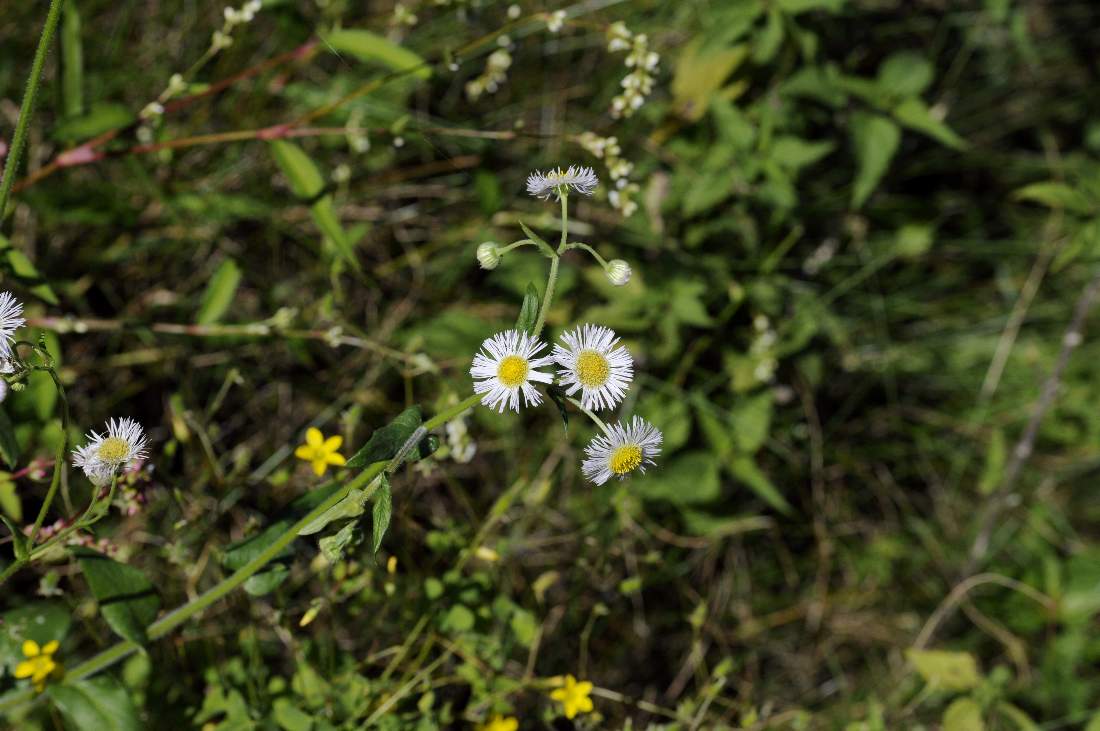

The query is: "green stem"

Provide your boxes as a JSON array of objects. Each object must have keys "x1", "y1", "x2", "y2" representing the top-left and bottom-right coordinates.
[
  {"x1": 531, "y1": 194, "x2": 570, "y2": 339},
  {"x1": 0, "y1": 394, "x2": 485, "y2": 715},
  {"x1": 564, "y1": 242, "x2": 608, "y2": 268},
  {"x1": 0, "y1": 0, "x2": 64, "y2": 224},
  {"x1": 566, "y1": 396, "x2": 611, "y2": 436},
  {"x1": 27, "y1": 369, "x2": 69, "y2": 546}
]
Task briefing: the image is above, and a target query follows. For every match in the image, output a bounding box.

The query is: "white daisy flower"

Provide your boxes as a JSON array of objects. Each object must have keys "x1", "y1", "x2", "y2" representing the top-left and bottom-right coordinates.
[
  {"x1": 526, "y1": 165, "x2": 599, "y2": 200},
  {"x1": 72, "y1": 417, "x2": 149, "y2": 485},
  {"x1": 553, "y1": 324, "x2": 633, "y2": 411},
  {"x1": 582, "y1": 416, "x2": 662, "y2": 485},
  {"x1": 0, "y1": 291, "x2": 25, "y2": 357},
  {"x1": 470, "y1": 329, "x2": 554, "y2": 413}
]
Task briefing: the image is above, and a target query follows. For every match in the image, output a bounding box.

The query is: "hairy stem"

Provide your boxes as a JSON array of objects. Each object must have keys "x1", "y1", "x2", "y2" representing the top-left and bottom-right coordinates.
[{"x1": 0, "y1": 0, "x2": 64, "y2": 224}]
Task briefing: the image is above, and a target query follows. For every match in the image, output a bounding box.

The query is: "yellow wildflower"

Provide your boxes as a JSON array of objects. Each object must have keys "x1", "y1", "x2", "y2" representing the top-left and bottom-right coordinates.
[
  {"x1": 294, "y1": 427, "x2": 347, "y2": 476},
  {"x1": 477, "y1": 715, "x2": 518, "y2": 731},
  {"x1": 549, "y1": 674, "x2": 594, "y2": 719},
  {"x1": 14, "y1": 639, "x2": 63, "y2": 692}
]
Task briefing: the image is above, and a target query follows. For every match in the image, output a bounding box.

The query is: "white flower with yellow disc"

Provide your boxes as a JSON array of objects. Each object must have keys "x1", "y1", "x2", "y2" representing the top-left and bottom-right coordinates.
[
  {"x1": 582, "y1": 416, "x2": 662, "y2": 485},
  {"x1": 553, "y1": 324, "x2": 633, "y2": 412},
  {"x1": 72, "y1": 417, "x2": 148, "y2": 485},
  {"x1": 470, "y1": 330, "x2": 554, "y2": 413}
]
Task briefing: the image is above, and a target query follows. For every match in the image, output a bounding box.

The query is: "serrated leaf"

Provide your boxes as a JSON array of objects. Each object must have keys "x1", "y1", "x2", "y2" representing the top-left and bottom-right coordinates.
[
  {"x1": 48, "y1": 676, "x2": 140, "y2": 731},
  {"x1": 850, "y1": 112, "x2": 901, "y2": 209},
  {"x1": 371, "y1": 475, "x2": 392, "y2": 553},
  {"x1": 346, "y1": 406, "x2": 424, "y2": 468},
  {"x1": 906, "y1": 649, "x2": 982, "y2": 691},
  {"x1": 72, "y1": 547, "x2": 160, "y2": 644},
  {"x1": 324, "y1": 29, "x2": 430, "y2": 79},
  {"x1": 515, "y1": 283, "x2": 540, "y2": 333},
  {"x1": 196, "y1": 259, "x2": 241, "y2": 325},
  {"x1": 270, "y1": 140, "x2": 325, "y2": 199}
]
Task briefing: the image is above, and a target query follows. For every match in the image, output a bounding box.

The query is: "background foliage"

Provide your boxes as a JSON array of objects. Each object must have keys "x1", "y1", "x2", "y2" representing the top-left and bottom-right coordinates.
[{"x1": 2, "y1": 0, "x2": 1100, "y2": 728}]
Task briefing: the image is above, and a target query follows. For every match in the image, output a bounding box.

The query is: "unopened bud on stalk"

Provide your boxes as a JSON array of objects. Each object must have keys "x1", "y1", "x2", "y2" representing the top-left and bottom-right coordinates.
[
  {"x1": 605, "y1": 259, "x2": 632, "y2": 286},
  {"x1": 477, "y1": 242, "x2": 502, "y2": 270}
]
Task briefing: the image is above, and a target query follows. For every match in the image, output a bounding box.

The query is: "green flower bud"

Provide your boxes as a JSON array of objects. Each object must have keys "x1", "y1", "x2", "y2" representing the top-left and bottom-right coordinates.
[
  {"x1": 476, "y1": 242, "x2": 501, "y2": 270},
  {"x1": 605, "y1": 259, "x2": 632, "y2": 286}
]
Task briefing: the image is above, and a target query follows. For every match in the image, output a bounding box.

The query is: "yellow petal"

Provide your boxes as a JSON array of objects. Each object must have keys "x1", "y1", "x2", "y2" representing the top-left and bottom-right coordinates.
[
  {"x1": 325, "y1": 452, "x2": 347, "y2": 466},
  {"x1": 550, "y1": 688, "x2": 567, "y2": 702},
  {"x1": 563, "y1": 701, "x2": 578, "y2": 719},
  {"x1": 42, "y1": 640, "x2": 59, "y2": 655},
  {"x1": 322, "y1": 435, "x2": 343, "y2": 452},
  {"x1": 311, "y1": 460, "x2": 327, "y2": 476},
  {"x1": 306, "y1": 427, "x2": 323, "y2": 447},
  {"x1": 294, "y1": 445, "x2": 314, "y2": 460},
  {"x1": 21, "y1": 640, "x2": 39, "y2": 657},
  {"x1": 502, "y1": 720, "x2": 518, "y2": 731},
  {"x1": 576, "y1": 696, "x2": 594, "y2": 713},
  {"x1": 575, "y1": 680, "x2": 593, "y2": 696},
  {"x1": 14, "y1": 660, "x2": 34, "y2": 678}
]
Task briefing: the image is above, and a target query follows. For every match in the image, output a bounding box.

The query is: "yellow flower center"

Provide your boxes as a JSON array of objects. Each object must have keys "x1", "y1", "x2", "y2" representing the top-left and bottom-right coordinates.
[
  {"x1": 576, "y1": 350, "x2": 610, "y2": 387},
  {"x1": 497, "y1": 355, "x2": 529, "y2": 387},
  {"x1": 96, "y1": 437, "x2": 130, "y2": 462},
  {"x1": 609, "y1": 444, "x2": 643, "y2": 475}
]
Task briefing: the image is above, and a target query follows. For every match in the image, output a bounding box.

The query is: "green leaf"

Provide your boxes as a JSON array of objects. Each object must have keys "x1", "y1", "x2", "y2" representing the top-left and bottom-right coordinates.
[
  {"x1": 442, "y1": 604, "x2": 475, "y2": 633},
  {"x1": 324, "y1": 29, "x2": 430, "y2": 79},
  {"x1": 891, "y1": 97, "x2": 966, "y2": 150},
  {"x1": 517, "y1": 221, "x2": 555, "y2": 258},
  {"x1": 60, "y1": 0, "x2": 84, "y2": 118},
  {"x1": 273, "y1": 697, "x2": 315, "y2": 731},
  {"x1": 1013, "y1": 182, "x2": 1094, "y2": 214},
  {"x1": 2, "y1": 240, "x2": 60, "y2": 305},
  {"x1": 515, "y1": 283, "x2": 540, "y2": 333},
  {"x1": 222, "y1": 520, "x2": 295, "y2": 570},
  {"x1": 636, "y1": 452, "x2": 721, "y2": 506},
  {"x1": 943, "y1": 698, "x2": 985, "y2": 731},
  {"x1": 195, "y1": 259, "x2": 242, "y2": 325},
  {"x1": 728, "y1": 454, "x2": 792, "y2": 514},
  {"x1": 545, "y1": 385, "x2": 570, "y2": 434},
  {"x1": 906, "y1": 649, "x2": 982, "y2": 691},
  {"x1": 731, "y1": 391, "x2": 774, "y2": 454},
  {"x1": 51, "y1": 103, "x2": 133, "y2": 143},
  {"x1": 72, "y1": 547, "x2": 160, "y2": 644},
  {"x1": 270, "y1": 140, "x2": 325, "y2": 199},
  {"x1": 995, "y1": 703, "x2": 1039, "y2": 731},
  {"x1": 751, "y1": 9, "x2": 784, "y2": 64},
  {"x1": 672, "y1": 41, "x2": 748, "y2": 121},
  {"x1": 310, "y1": 195, "x2": 358, "y2": 266},
  {"x1": 0, "y1": 515, "x2": 27, "y2": 561},
  {"x1": 510, "y1": 608, "x2": 538, "y2": 647},
  {"x1": 0, "y1": 406, "x2": 20, "y2": 468},
  {"x1": 299, "y1": 487, "x2": 371, "y2": 536},
  {"x1": 371, "y1": 475, "x2": 393, "y2": 553},
  {"x1": 850, "y1": 112, "x2": 901, "y2": 209},
  {"x1": 243, "y1": 564, "x2": 290, "y2": 596},
  {"x1": 770, "y1": 136, "x2": 834, "y2": 172},
  {"x1": 1053, "y1": 217, "x2": 1100, "y2": 271},
  {"x1": 346, "y1": 406, "x2": 424, "y2": 468},
  {"x1": 319, "y1": 521, "x2": 362, "y2": 562},
  {"x1": 876, "y1": 52, "x2": 934, "y2": 97},
  {"x1": 0, "y1": 602, "x2": 70, "y2": 667},
  {"x1": 48, "y1": 676, "x2": 141, "y2": 731}
]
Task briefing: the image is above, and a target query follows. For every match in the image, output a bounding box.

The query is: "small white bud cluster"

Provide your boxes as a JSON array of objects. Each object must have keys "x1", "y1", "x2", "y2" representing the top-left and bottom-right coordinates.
[
  {"x1": 392, "y1": 2, "x2": 418, "y2": 27},
  {"x1": 545, "y1": 10, "x2": 567, "y2": 33},
  {"x1": 750, "y1": 314, "x2": 778, "y2": 384},
  {"x1": 214, "y1": 1, "x2": 262, "y2": 49},
  {"x1": 139, "y1": 102, "x2": 165, "y2": 120},
  {"x1": 445, "y1": 415, "x2": 477, "y2": 463},
  {"x1": 606, "y1": 22, "x2": 659, "y2": 118},
  {"x1": 576, "y1": 132, "x2": 641, "y2": 217},
  {"x1": 466, "y1": 37, "x2": 513, "y2": 100},
  {"x1": 507, "y1": 4, "x2": 521, "y2": 19}
]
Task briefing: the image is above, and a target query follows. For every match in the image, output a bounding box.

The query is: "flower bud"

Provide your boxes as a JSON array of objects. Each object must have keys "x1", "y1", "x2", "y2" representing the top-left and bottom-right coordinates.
[
  {"x1": 476, "y1": 242, "x2": 501, "y2": 270},
  {"x1": 605, "y1": 259, "x2": 631, "y2": 286}
]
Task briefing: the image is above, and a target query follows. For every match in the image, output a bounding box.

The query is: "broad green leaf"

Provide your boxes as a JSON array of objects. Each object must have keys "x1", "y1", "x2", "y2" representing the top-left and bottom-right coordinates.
[
  {"x1": 196, "y1": 258, "x2": 241, "y2": 325},
  {"x1": 371, "y1": 475, "x2": 393, "y2": 553},
  {"x1": 729, "y1": 454, "x2": 792, "y2": 514},
  {"x1": 892, "y1": 97, "x2": 966, "y2": 150},
  {"x1": 943, "y1": 698, "x2": 985, "y2": 731},
  {"x1": 731, "y1": 391, "x2": 774, "y2": 454},
  {"x1": 850, "y1": 112, "x2": 901, "y2": 209},
  {"x1": 1013, "y1": 182, "x2": 1093, "y2": 214},
  {"x1": 510, "y1": 608, "x2": 538, "y2": 647},
  {"x1": 0, "y1": 406, "x2": 20, "y2": 467},
  {"x1": 60, "y1": 0, "x2": 85, "y2": 118},
  {"x1": 995, "y1": 703, "x2": 1039, "y2": 731},
  {"x1": 0, "y1": 602, "x2": 70, "y2": 667},
  {"x1": 223, "y1": 520, "x2": 295, "y2": 570},
  {"x1": 346, "y1": 406, "x2": 424, "y2": 468},
  {"x1": 244, "y1": 564, "x2": 290, "y2": 596},
  {"x1": 442, "y1": 604, "x2": 475, "y2": 632},
  {"x1": 319, "y1": 521, "x2": 362, "y2": 562},
  {"x1": 325, "y1": 29, "x2": 430, "y2": 79},
  {"x1": 273, "y1": 698, "x2": 314, "y2": 731},
  {"x1": 52, "y1": 103, "x2": 132, "y2": 143},
  {"x1": 751, "y1": 9, "x2": 784, "y2": 64},
  {"x1": 270, "y1": 140, "x2": 325, "y2": 198},
  {"x1": 876, "y1": 52, "x2": 934, "y2": 97},
  {"x1": 672, "y1": 41, "x2": 748, "y2": 121},
  {"x1": 515, "y1": 283, "x2": 540, "y2": 333},
  {"x1": 72, "y1": 547, "x2": 160, "y2": 644},
  {"x1": 906, "y1": 649, "x2": 982, "y2": 691},
  {"x1": 770, "y1": 136, "x2": 834, "y2": 172},
  {"x1": 299, "y1": 486, "x2": 370, "y2": 536},
  {"x1": 48, "y1": 676, "x2": 141, "y2": 731},
  {"x1": 636, "y1": 452, "x2": 721, "y2": 505}
]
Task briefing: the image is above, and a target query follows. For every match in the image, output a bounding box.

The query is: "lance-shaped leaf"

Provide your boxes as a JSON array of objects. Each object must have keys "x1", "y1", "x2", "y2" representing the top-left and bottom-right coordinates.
[
  {"x1": 48, "y1": 676, "x2": 141, "y2": 731},
  {"x1": 346, "y1": 406, "x2": 424, "y2": 468},
  {"x1": 221, "y1": 520, "x2": 295, "y2": 597},
  {"x1": 72, "y1": 548, "x2": 160, "y2": 644},
  {"x1": 515, "y1": 283, "x2": 540, "y2": 334},
  {"x1": 372, "y1": 475, "x2": 393, "y2": 553}
]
